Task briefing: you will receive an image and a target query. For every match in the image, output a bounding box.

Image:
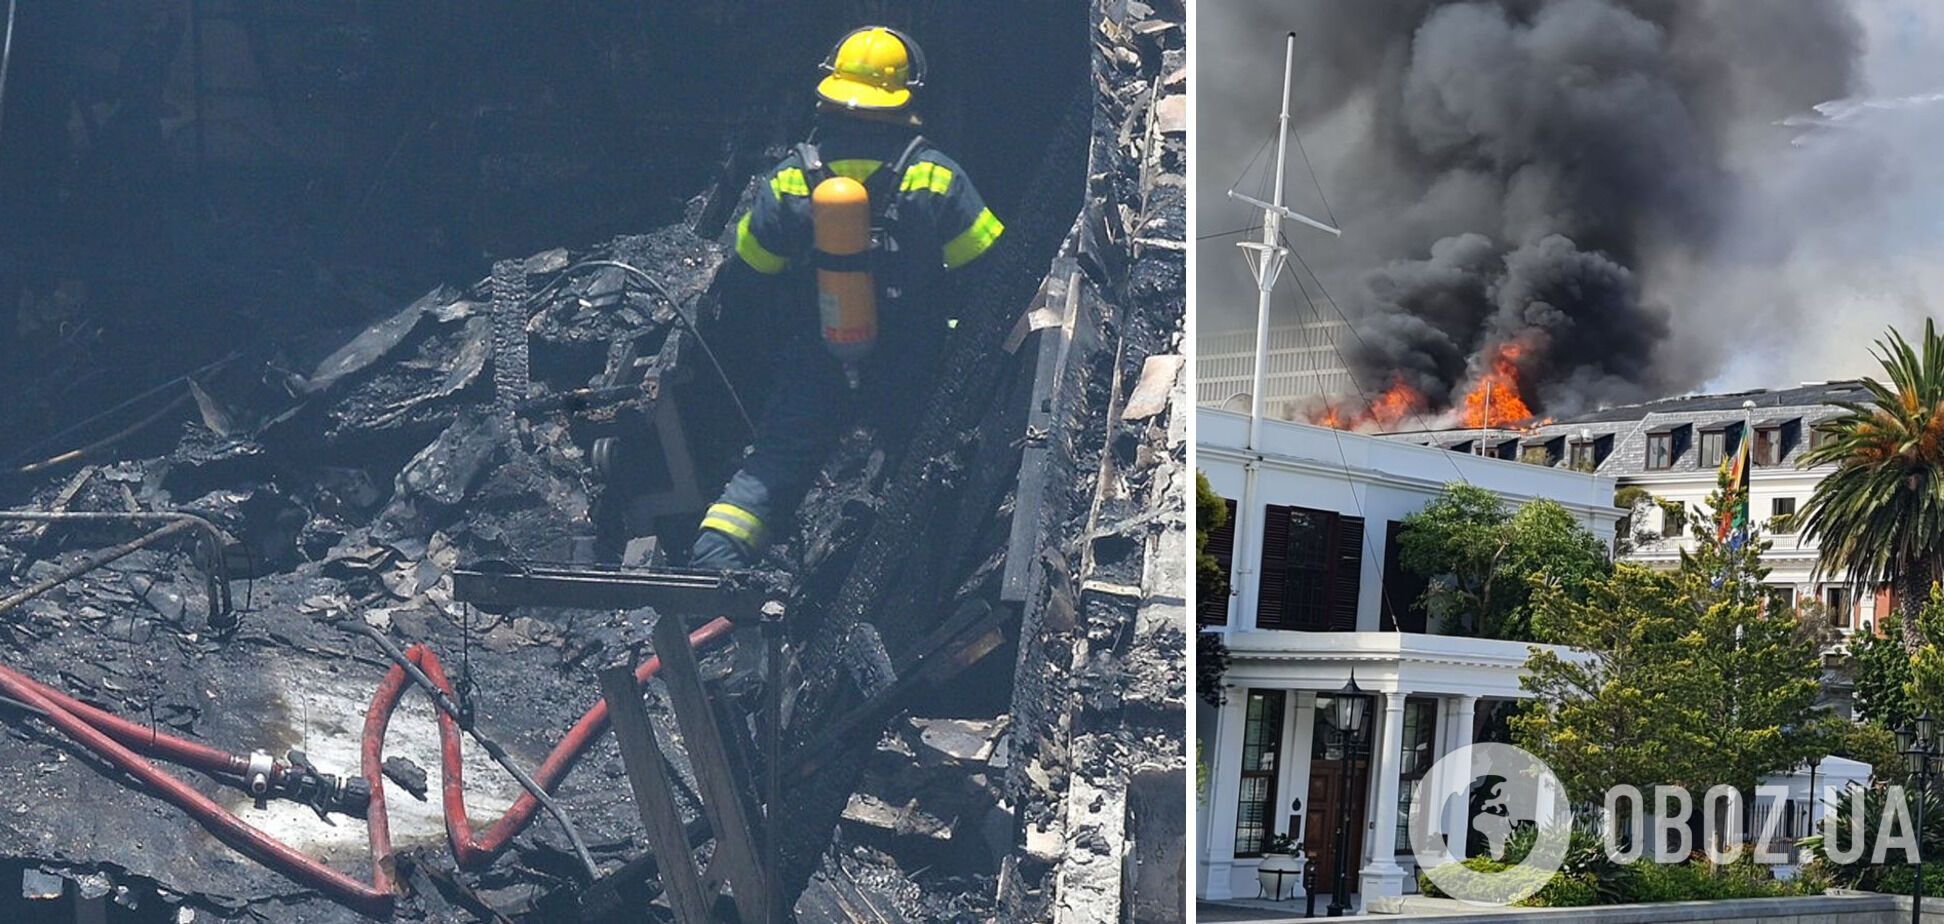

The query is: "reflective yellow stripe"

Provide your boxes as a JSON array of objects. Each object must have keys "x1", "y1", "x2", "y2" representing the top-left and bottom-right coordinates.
[
  {"x1": 942, "y1": 208, "x2": 1004, "y2": 269},
  {"x1": 828, "y1": 159, "x2": 882, "y2": 181},
  {"x1": 735, "y1": 214, "x2": 788, "y2": 274},
  {"x1": 899, "y1": 161, "x2": 954, "y2": 195},
  {"x1": 770, "y1": 168, "x2": 810, "y2": 198},
  {"x1": 700, "y1": 502, "x2": 765, "y2": 545}
]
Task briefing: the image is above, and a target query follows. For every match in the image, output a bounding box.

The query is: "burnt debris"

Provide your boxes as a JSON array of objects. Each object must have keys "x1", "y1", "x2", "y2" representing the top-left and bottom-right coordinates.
[{"x1": 0, "y1": 2, "x2": 1183, "y2": 922}]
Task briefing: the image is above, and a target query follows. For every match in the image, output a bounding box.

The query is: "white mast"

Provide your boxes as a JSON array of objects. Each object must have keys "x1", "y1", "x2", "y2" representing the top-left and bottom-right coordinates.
[{"x1": 1223, "y1": 33, "x2": 1342, "y2": 629}]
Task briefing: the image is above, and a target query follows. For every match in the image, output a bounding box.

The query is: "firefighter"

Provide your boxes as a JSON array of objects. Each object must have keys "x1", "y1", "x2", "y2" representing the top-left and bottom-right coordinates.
[{"x1": 691, "y1": 26, "x2": 1005, "y2": 570}]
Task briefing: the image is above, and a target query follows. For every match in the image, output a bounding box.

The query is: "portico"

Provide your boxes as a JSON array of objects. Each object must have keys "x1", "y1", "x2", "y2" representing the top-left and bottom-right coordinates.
[
  {"x1": 1196, "y1": 409, "x2": 1621, "y2": 912},
  {"x1": 1200, "y1": 630, "x2": 1575, "y2": 908}
]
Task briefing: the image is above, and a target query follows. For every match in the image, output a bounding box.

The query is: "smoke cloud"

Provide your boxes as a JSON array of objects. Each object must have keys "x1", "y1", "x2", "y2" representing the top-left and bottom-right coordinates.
[{"x1": 1198, "y1": 0, "x2": 1871, "y2": 417}]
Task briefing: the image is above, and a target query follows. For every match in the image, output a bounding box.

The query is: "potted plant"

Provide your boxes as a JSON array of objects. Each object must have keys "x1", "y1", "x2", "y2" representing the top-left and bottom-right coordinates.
[{"x1": 1257, "y1": 833, "x2": 1305, "y2": 900}]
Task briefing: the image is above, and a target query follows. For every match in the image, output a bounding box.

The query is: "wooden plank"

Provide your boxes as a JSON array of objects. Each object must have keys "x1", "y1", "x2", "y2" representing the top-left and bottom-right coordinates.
[
  {"x1": 1118, "y1": 354, "x2": 1182, "y2": 422},
  {"x1": 598, "y1": 665, "x2": 714, "y2": 924},
  {"x1": 10, "y1": 466, "x2": 96, "y2": 578},
  {"x1": 652, "y1": 614, "x2": 772, "y2": 923},
  {"x1": 1001, "y1": 268, "x2": 1082, "y2": 603}
]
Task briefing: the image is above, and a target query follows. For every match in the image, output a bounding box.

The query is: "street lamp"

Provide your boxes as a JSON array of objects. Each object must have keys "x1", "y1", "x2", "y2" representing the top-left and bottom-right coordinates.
[
  {"x1": 1898, "y1": 711, "x2": 1940, "y2": 924},
  {"x1": 1805, "y1": 754, "x2": 1822, "y2": 845},
  {"x1": 1328, "y1": 673, "x2": 1370, "y2": 917}
]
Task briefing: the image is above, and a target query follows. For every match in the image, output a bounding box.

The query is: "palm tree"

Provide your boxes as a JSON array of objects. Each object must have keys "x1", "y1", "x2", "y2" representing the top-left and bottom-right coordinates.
[{"x1": 1798, "y1": 320, "x2": 1944, "y2": 652}]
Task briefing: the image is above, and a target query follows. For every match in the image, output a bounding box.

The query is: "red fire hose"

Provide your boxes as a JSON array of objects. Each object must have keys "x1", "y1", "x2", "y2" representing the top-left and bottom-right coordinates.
[
  {"x1": 0, "y1": 616, "x2": 736, "y2": 918},
  {"x1": 0, "y1": 660, "x2": 394, "y2": 915},
  {"x1": 4, "y1": 669, "x2": 252, "y2": 776},
  {"x1": 362, "y1": 617, "x2": 735, "y2": 880}
]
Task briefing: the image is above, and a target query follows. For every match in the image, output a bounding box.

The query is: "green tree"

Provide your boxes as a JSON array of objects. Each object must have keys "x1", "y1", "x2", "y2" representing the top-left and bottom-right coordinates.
[
  {"x1": 1798, "y1": 320, "x2": 1944, "y2": 653},
  {"x1": 1399, "y1": 483, "x2": 1611, "y2": 640},
  {"x1": 1833, "y1": 720, "x2": 1900, "y2": 784},
  {"x1": 1850, "y1": 612, "x2": 1914, "y2": 731},
  {"x1": 1517, "y1": 500, "x2": 1839, "y2": 802},
  {"x1": 1897, "y1": 586, "x2": 1944, "y2": 722},
  {"x1": 1197, "y1": 472, "x2": 1231, "y2": 707},
  {"x1": 1515, "y1": 562, "x2": 1690, "y2": 797},
  {"x1": 1197, "y1": 472, "x2": 1229, "y2": 605}
]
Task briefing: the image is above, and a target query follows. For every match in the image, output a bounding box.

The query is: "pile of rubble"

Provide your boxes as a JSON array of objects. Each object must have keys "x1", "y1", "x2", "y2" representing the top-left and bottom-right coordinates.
[
  {"x1": 0, "y1": 229, "x2": 745, "y2": 922},
  {"x1": 0, "y1": 1, "x2": 1185, "y2": 921},
  {"x1": 994, "y1": 5, "x2": 1188, "y2": 922}
]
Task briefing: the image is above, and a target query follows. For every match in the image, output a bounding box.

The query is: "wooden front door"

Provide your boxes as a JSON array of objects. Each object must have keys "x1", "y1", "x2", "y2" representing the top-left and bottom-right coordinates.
[{"x1": 1304, "y1": 757, "x2": 1370, "y2": 889}]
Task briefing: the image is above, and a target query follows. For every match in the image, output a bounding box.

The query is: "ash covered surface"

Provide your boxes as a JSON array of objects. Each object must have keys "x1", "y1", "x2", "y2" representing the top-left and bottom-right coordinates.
[
  {"x1": 0, "y1": 2, "x2": 1184, "y2": 921},
  {"x1": 994, "y1": 1, "x2": 1189, "y2": 922},
  {"x1": 0, "y1": 230, "x2": 751, "y2": 922}
]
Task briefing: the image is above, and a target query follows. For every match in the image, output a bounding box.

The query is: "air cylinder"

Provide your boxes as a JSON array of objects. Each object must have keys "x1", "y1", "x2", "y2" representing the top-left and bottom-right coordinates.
[{"x1": 812, "y1": 176, "x2": 878, "y2": 388}]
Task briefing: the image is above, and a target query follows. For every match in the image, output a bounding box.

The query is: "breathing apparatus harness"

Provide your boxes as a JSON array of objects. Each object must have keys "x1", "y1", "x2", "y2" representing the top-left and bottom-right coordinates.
[
  {"x1": 796, "y1": 133, "x2": 927, "y2": 298},
  {"x1": 798, "y1": 133, "x2": 928, "y2": 386}
]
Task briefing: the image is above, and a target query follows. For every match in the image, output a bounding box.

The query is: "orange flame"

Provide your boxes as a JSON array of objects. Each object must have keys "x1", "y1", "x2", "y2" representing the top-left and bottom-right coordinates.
[
  {"x1": 1306, "y1": 378, "x2": 1426, "y2": 431},
  {"x1": 1460, "y1": 343, "x2": 1535, "y2": 428},
  {"x1": 1366, "y1": 379, "x2": 1425, "y2": 428}
]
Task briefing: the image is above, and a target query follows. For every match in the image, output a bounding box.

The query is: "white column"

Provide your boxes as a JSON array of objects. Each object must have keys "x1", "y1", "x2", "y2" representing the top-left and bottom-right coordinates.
[
  {"x1": 1228, "y1": 470, "x2": 1259, "y2": 630},
  {"x1": 1286, "y1": 693, "x2": 1317, "y2": 844},
  {"x1": 1286, "y1": 692, "x2": 1317, "y2": 898},
  {"x1": 1360, "y1": 691, "x2": 1410, "y2": 909},
  {"x1": 1200, "y1": 690, "x2": 1251, "y2": 900},
  {"x1": 1438, "y1": 696, "x2": 1478, "y2": 862}
]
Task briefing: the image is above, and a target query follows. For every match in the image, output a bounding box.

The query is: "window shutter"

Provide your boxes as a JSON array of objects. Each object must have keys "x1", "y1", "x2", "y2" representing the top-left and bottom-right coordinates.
[
  {"x1": 1330, "y1": 515, "x2": 1364, "y2": 630},
  {"x1": 1381, "y1": 520, "x2": 1429, "y2": 633},
  {"x1": 1199, "y1": 499, "x2": 1238, "y2": 626},
  {"x1": 1257, "y1": 504, "x2": 1292, "y2": 630}
]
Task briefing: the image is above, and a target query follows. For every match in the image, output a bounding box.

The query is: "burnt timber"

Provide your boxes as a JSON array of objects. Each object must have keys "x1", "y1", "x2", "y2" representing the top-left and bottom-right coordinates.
[{"x1": 0, "y1": 1, "x2": 1184, "y2": 921}]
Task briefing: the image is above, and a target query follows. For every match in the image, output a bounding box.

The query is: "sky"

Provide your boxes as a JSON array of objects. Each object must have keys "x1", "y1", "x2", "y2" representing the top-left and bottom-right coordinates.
[{"x1": 1194, "y1": 0, "x2": 1944, "y2": 401}]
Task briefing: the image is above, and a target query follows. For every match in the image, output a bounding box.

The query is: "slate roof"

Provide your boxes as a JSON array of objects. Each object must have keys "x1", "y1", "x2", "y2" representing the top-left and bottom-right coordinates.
[{"x1": 1380, "y1": 381, "x2": 1869, "y2": 479}]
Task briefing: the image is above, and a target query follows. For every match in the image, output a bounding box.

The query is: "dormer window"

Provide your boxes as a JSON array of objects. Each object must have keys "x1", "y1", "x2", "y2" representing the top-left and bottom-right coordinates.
[
  {"x1": 1808, "y1": 418, "x2": 1839, "y2": 452},
  {"x1": 1567, "y1": 433, "x2": 1612, "y2": 470},
  {"x1": 1648, "y1": 433, "x2": 1673, "y2": 470},
  {"x1": 1567, "y1": 440, "x2": 1594, "y2": 469},
  {"x1": 1752, "y1": 418, "x2": 1799, "y2": 466},
  {"x1": 1520, "y1": 435, "x2": 1564, "y2": 466},
  {"x1": 1697, "y1": 421, "x2": 1743, "y2": 468},
  {"x1": 1646, "y1": 423, "x2": 1689, "y2": 470}
]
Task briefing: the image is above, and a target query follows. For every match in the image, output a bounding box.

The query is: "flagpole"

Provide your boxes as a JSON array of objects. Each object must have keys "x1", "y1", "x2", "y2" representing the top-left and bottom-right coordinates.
[
  {"x1": 1741, "y1": 399, "x2": 1756, "y2": 549},
  {"x1": 1227, "y1": 32, "x2": 1341, "y2": 629}
]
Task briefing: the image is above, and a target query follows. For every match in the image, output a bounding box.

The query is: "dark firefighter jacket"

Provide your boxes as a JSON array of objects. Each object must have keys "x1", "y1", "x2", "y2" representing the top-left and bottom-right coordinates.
[{"x1": 732, "y1": 123, "x2": 1005, "y2": 293}]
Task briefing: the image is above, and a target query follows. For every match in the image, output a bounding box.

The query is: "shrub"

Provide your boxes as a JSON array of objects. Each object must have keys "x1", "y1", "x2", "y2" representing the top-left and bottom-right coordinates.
[
  {"x1": 1417, "y1": 857, "x2": 1508, "y2": 899},
  {"x1": 1798, "y1": 783, "x2": 1944, "y2": 890},
  {"x1": 1525, "y1": 873, "x2": 1600, "y2": 907},
  {"x1": 1452, "y1": 819, "x2": 1632, "y2": 904},
  {"x1": 1620, "y1": 858, "x2": 1799, "y2": 903},
  {"x1": 1556, "y1": 819, "x2": 1631, "y2": 903},
  {"x1": 1876, "y1": 863, "x2": 1944, "y2": 898},
  {"x1": 1417, "y1": 856, "x2": 1588, "y2": 907}
]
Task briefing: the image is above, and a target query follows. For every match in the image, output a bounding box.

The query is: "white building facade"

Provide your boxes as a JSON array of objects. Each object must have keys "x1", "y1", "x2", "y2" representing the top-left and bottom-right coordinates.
[
  {"x1": 1392, "y1": 383, "x2": 1887, "y2": 641},
  {"x1": 1197, "y1": 321, "x2": 1356, "y2": 420},
  {"x1": 1196, "y1": 409, "x2": 1622, "y2": 908}
]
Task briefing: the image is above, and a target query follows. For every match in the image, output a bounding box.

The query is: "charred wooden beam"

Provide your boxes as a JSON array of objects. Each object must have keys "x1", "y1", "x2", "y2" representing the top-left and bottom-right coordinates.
[
  {"x1": 451, "y1": 561, "x2": 785, "y2": 618},
  {"x1": 598, "y1": 664, "x2": 714, "y2": 923},
  {"x1": 650, "y1": 613, "x2": 772, "y2": 923}
]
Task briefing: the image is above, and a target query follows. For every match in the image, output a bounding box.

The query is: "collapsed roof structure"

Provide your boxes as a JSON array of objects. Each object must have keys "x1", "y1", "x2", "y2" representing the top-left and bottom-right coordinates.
[{"x1": 0, "y1": 2, "x2": 1185, "y2": 921}]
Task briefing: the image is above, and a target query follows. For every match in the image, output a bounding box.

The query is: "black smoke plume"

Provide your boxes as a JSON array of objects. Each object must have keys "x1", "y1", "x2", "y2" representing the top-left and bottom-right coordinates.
[{"x1": 1199, "y1": 0, "x2": 1861, "y2": 416}]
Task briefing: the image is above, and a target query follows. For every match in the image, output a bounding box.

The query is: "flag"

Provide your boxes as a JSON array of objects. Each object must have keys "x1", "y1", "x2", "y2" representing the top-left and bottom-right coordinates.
[{"x1": 1716, "y1": 426, "x2": 1752, "y2": 545}]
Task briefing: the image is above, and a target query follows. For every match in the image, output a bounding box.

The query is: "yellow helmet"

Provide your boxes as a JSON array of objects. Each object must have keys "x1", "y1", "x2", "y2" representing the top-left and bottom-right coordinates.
[{"x1": 817, "y1": 26, "x2": 926, "y2": 112}]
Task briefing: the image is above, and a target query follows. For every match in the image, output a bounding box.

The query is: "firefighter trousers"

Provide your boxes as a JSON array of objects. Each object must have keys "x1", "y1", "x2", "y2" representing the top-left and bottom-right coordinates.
[{"x1": 691, "y1": 335, "x2": 855, "y2": 569}]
